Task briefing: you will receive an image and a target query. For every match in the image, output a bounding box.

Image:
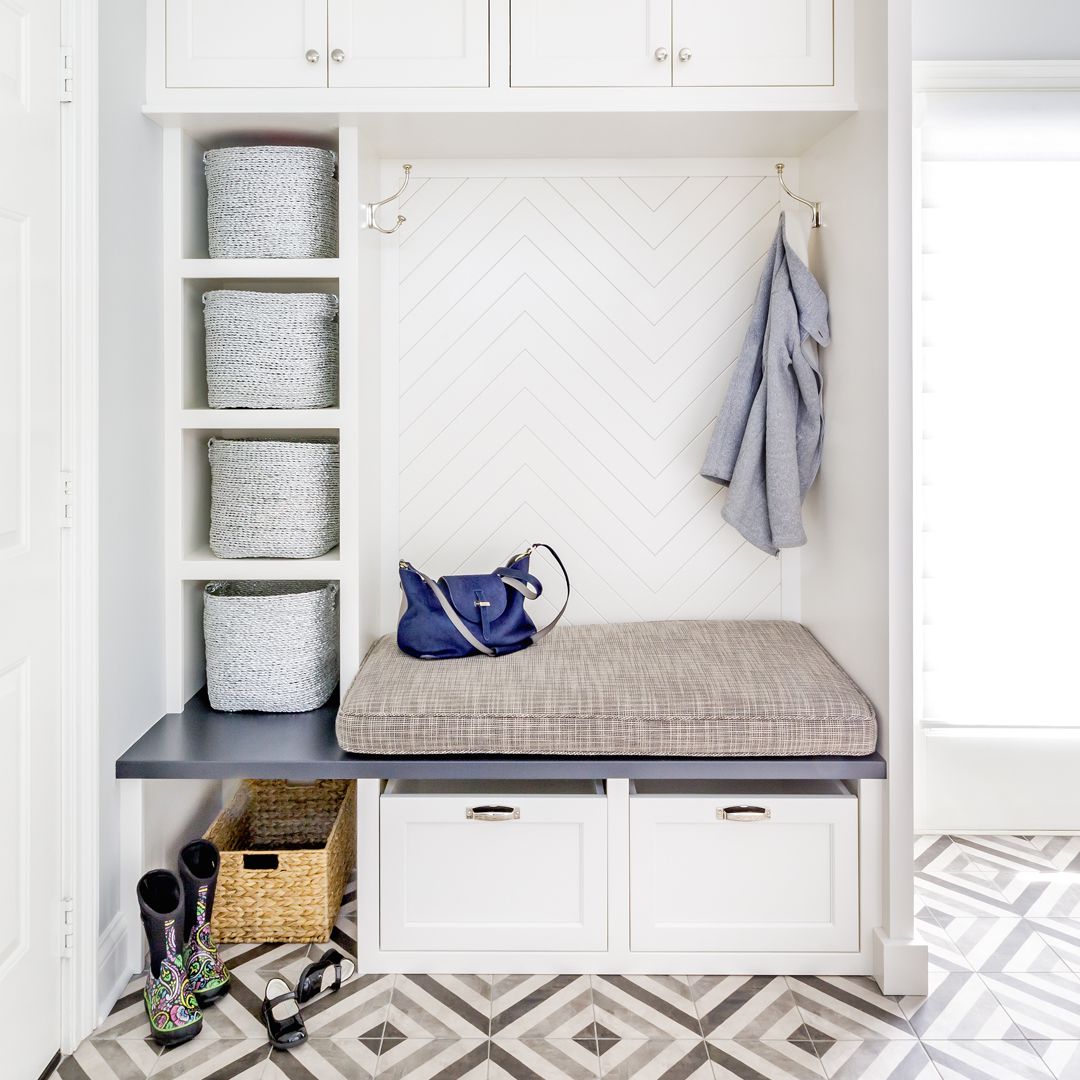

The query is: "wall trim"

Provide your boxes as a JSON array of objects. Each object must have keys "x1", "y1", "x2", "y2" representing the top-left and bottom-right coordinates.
[
  {"x1": 95, "y1": 913, "x2": 130, "y2": 1026},
  {"x1": 59, "y1": 0, "x2": 100, "y2": 1054},
  {"x1": 913, "y1": 59, "x2": 1080, "y2": 91}
]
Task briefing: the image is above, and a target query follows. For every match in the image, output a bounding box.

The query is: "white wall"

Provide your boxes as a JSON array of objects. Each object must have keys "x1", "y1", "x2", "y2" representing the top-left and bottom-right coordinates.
[{"x1": 913, "y1": 0, "x2": 1080, "y2": 61}]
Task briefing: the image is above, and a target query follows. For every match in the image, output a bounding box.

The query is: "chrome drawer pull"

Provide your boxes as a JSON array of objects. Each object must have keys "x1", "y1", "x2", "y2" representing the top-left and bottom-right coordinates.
[
  {"x1": 718, "y1": 805, "x2": 772, "y2": 821},
  {"x1": 466, "y1": 805, "x2": 520, "y2": 821}
]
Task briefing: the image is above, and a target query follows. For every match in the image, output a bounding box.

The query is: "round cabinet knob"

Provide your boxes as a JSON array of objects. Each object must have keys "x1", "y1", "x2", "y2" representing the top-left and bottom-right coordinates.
[
  {"x1": 654, "y1": 46, "x2": 669, "y2": 62},
  {"x1": 678, "y1": 47, "x2": 692, "y2": 62},
  {"x1": 305, "y1": 48, "x2": 320, "y2": 63},
  {"x1": 330, "y1": 48, "x2": 346, "y2": 63}
]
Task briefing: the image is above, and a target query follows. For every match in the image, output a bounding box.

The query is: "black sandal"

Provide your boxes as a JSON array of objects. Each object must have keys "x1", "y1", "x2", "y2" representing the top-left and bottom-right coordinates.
[
  {"x1": 261, "y1": 978, "x2": 307, "y2": 1050},
  {"x1": 296, "y1": 948, "x2": 356, "y2": 1005}
]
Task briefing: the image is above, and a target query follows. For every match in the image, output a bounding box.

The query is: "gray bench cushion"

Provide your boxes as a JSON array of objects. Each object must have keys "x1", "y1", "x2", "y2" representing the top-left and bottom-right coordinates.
[{"x1": 336, "y1": 620, "x2": 877, "y2": 758}]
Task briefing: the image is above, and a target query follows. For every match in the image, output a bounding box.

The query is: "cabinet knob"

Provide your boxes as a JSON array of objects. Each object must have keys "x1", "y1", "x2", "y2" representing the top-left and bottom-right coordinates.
[
  {"x1": 330, "y1": 48, "x2": 346, "y2": 63},
  {"x1": 305, "y1": 48, "x2": 320, "y2": 64},
  {"x1": 678, "y1": 47, "x2": 692, "y2": 62},
  {"x1": 654, "y1": 46, "x2": 669, "y2": 62}
]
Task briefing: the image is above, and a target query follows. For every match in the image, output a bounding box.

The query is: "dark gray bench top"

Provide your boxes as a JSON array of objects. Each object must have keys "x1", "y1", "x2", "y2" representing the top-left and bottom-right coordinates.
[{"x1": 115, "y1": 689, "x2": 886, "y2": 781}]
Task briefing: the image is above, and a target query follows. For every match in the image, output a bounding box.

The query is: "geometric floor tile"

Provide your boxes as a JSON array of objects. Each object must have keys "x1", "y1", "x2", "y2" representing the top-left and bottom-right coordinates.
[
  {"x1": 1033, "y1": 1040, "x2": 1080, "y2": 1080},
  {"x1": 690, "y1": 975, "x2": 809, "y2": 1041},
  {"x1": 915, "y1": 871, "x2": 1014, "y2": 919},
  {"x1": 299, "y1": 971, "x2": 394, "y2": 1040},
  {"x1": 386, "y1": 975, "x2": 492, "y2": 1038},
  {"x1": 597, "y1": 1039, "x2": 711, "y2": 1079},
  {"x1": 57, "y1": 1038, "x2": 162, "y2": 1080},
  {"x1": 916, "y1": 835, "x2": 977, "y2": 875},
  {"x1": 146, "y1": 1039, "x2": 271, "y2": 1080},
  {"x1": 787, "y1": 976, "x2": 916, "y2": 1041},
  {"x1": 813, "y1": 1040, "x2": 938, "y2": 1079},
  {"x1": 899, "y1": 973, "x2": 1023, "y2": 1040},
  {"x1": 262, "y1": 1038, "x2": 380, "y2": 1080},
  {"x1": 923, "y1": 1039, "x2": 1055, "y2": 1079},
  {"x1": 979, "y1": 972, "x2": 1080, "y2": 1040},
  {"x1": 707, "y1": 1039, "x2": 826, "y2": 1079},
  {"x1": 950, "y1": 836, "x2": 1054, "y2": 873},
  {"x1": 919, "y1": 915, "x2": 974, "y2": 974},
  {"x1": 376, "y1": 1039, "x2": 489, "y2": 1080},
  {"x1": 1031, "y1": 839, "x2": 1080, "y2": 874},
  {"x1": 994, "y1": 874, "x2": 1080, "y2": 919},
  {"x1": 1032, "y1": 920, "x2": 1080, "y2": 972},
  {"x1": 941, "y1": 918, "x2": 1068, "y2": 972},
  {"x1": 591, "y1": 976, "x2": 701, "y2": 1039},
  {"x1": 490, "y1": 974, "x2": 594, "y2": 1039},
  {"x1": 489, "y1": 1038, "x2": 598, "y2": 1079}
]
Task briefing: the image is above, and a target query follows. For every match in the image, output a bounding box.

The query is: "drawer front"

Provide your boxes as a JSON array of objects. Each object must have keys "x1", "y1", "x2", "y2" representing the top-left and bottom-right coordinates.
[
  {"x1": 381, "y1": 791, "x2": 607, "y2": 950},
  {"x1": 630, "y1": 787, "x2": 857, "y2": 952}
]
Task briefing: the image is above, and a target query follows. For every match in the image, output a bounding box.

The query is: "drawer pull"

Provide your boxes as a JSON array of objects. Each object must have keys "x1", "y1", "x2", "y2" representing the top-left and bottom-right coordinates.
[
  {"x1": 718, "y1": 805, "x2": 772, "y2": 821},
  {"x1": 466, "y1": 805, "x2": 521, "y2": 821}
]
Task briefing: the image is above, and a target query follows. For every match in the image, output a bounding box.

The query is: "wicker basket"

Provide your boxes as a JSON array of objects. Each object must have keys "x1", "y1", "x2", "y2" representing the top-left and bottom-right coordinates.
[
  {"x1": 204, "y1": 580, "x2": 338, "y2": 712},
  {"x1": 208, "y1": 437, "x2": 339, "y2": 559},
  {"x1": 206, "y1": 780, "x2": 355, "y2": 944},
  {"x1": 204, "y1": 290, "x2": 338, "y2": 409},
  {"x1": 204, "y1": 146, "x2": 338, "y2": 259}
]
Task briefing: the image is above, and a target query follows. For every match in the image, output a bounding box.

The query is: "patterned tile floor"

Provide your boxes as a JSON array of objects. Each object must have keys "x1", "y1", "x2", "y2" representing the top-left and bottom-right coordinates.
[{"x1": 59, "y1": 836, "x2": 1080, "y2": 1079}]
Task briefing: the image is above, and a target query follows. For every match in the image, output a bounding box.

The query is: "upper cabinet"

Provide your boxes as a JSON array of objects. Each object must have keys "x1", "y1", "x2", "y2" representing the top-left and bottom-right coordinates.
[
  {"x1": 510, "y1": 0, "x2": 833, "y2": 88},
  {"x1": 165, "y1": 0, "x2": 489, "y2": 88},
  {"x1": 510, "y1": 0, "x2": 671, "y2": 88}
]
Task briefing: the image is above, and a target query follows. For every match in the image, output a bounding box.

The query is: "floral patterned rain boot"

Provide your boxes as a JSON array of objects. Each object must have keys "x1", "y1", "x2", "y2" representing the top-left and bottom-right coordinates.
[
  {"x1": 179, "y1": 839, "x2": 231, "y2": 1008},
  {"x1": 137, "y1": 869, "x2": 203, "y2": 1047}
]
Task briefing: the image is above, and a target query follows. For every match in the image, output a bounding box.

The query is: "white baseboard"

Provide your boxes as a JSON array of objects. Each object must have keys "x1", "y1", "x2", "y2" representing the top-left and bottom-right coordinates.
[
  {"x1": 873, "y1": 927, "x2": 928, "y2": 996},
  {"x1": 97, "y1": 911, "x2": 136, "y2": 1026}
]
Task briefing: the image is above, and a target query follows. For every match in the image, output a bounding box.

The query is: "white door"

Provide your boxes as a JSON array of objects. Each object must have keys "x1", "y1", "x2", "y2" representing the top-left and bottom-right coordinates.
[
  {"x1": 672, "y1": 0, "x2": 833, "y2": 86},
  {"x1": 165, "y1": 0, "x2": 328, "y2": 87},
  {"x1": 510, "y1": 0, "x2": 672, "y2": 87},
  {"x1": 0, "y1": 0, "x2": 63, "y2": 1075},
  {"x1": 328, "y1": 0, "x2": 489, "y2": 87}
]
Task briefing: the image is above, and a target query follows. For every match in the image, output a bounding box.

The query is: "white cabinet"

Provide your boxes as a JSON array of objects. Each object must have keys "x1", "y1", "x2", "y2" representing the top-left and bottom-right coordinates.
[
  {"x1": 630, "y1": 781, "x2": 858, "y2": 952},
  {"x1": 672, "y1": 0, "x2": 833, "y2": 86},
  {"x1": 327, "y1": 0, "x2": 489, "y2": 88},
  {"x1": 510, "y1": 0, "x2": 671, "y2": 87},
  {"x1": 380, "y1": 780, "x2": 608, "y2": 951},
  {"x1": 166, "y1": 0, "x2": 329, "y2": 88}
]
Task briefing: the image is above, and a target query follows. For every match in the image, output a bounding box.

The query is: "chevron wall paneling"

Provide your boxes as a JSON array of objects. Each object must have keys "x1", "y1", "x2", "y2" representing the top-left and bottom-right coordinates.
[{"x1": 394, "y1": 162, "x2": 798, "y2": 626}]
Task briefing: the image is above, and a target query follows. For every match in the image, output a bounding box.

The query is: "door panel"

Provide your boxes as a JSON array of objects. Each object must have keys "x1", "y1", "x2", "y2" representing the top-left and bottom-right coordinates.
[
  {"x1": 673, "y1": 0, "x2": 833, "y2": 86},
  {"x1": 328, "y1": 0, "x2": 489, "y2": 87},
  {"x1": 511, "y1": 0, "x2": 672, "y2": 87},
  {"x1": 166, "y1": 0, "x2": 328, "y2": 87},
  {"x1": 0, "y1": 0, "x2": 62, "y2": 1075}
]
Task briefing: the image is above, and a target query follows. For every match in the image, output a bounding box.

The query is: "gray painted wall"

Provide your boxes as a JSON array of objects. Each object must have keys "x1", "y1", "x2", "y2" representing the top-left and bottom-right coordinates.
[{"x1": 913, "y1": 0, "x2": 1080, "y2": 60}]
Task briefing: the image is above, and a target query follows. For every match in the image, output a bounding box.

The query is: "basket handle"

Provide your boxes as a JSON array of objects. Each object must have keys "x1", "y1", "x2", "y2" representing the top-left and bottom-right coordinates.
[{"x1": 243, "y1": 853, "x2": 279, "y2": 870}]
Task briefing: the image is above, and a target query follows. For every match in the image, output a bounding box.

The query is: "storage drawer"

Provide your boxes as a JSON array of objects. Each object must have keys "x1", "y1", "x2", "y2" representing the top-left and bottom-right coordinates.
[
  {"x1": 380, "y1": 779, "x2": 607, "y2": 951},
  {"x1": 630, "y1": 780, "x2": 857, "y2": 952}
]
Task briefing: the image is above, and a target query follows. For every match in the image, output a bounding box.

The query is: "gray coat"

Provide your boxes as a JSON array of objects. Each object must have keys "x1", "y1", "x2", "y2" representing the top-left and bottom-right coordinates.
[{"x1": 700, "y1": 215, "x2": 830, "y2": 556}]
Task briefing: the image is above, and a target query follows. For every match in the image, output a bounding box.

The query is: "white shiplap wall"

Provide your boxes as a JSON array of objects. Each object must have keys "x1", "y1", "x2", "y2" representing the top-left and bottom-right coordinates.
[{"x1": 391, "y1": 160, "x2": 799, "y2": 626}]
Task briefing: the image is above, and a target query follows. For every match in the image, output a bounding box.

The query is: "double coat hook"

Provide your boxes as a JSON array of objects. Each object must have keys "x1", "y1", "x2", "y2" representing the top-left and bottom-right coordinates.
[{"x1": 362, "y1": 163, "x2": 412, "y2": 235}]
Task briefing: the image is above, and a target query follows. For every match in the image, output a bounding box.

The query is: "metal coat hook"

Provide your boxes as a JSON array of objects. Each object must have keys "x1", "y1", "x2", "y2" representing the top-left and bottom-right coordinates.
[
  {"x1": 363, "y1": 163, "x2": 412, "y2": 235},
  {"x1": 775, "y1": 163, "x2": 821, "y2": 229}
]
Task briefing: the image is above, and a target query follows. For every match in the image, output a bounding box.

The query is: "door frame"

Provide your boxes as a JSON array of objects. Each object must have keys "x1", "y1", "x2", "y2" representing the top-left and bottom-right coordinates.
[{"x1": 59, "y1": 0, "x2": 100, "y2": 1054}]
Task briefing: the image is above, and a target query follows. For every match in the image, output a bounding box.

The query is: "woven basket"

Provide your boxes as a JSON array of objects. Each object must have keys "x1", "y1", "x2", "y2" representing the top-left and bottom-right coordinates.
[
  {"x1": 204, "y1": 290, "x2": 338, "y2": 409},
  {"x1": 206, "y1": 780, "x2": 355, "y2": 944},
  {"x1": 208, "y1": 437, "x2": 339, "y2": 559},
  {"x1": 204, "y1": 581, "x2": 338, "y2": 712},
  {"x1": 204, "y1": 146, "x2": 338, "y2": 259}
]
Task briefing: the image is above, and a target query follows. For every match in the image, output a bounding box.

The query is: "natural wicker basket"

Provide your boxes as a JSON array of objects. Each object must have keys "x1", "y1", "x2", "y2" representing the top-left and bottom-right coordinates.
[{"x1": 206, "y1": 780, "x2": 355, "y2": 944}]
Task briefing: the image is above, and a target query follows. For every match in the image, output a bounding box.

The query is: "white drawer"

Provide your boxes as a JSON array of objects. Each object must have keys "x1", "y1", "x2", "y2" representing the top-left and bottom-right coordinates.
[
  {"x1": 630, "y1": 780, "x2": 858, "y2": 952},
  {"x1": 380, "y1": 779, "x2": 607, "y2": 951}
]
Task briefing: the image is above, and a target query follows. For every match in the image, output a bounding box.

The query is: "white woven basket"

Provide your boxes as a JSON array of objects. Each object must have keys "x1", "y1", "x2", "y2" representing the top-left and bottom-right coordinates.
[
  {"x1": 204, "y1": 146, "x2": 338, "y2": 259},
  {"x1": 208, "y1": 438, "x2": 339, "y2": 559},
  {"x1": 204, "y1": 290, "x2": 338, "y2": 409},
  {"x1": 204, "y1": 581, "x2": 339, "y2": 712}
]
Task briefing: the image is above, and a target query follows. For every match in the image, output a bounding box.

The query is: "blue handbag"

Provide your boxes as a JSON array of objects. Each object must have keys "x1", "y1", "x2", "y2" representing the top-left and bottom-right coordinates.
[{"x1": 397, "y1": 543, "x2": 570, "y2": 660}]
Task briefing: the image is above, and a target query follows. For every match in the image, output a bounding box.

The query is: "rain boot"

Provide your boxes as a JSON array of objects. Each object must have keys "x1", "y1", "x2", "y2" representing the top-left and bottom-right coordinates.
[
  {"x1": 179, "y1": 838, "x2": 231, "y2": 1007},
  {"x1": 137, "y1": 869, "x2": 202, "y2": 1047}
]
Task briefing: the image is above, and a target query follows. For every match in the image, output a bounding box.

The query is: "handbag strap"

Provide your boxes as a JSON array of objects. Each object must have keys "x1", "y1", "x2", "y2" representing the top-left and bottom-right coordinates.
[{"x1": 513, "y1": 544, "x2": 571, "y2": 643}]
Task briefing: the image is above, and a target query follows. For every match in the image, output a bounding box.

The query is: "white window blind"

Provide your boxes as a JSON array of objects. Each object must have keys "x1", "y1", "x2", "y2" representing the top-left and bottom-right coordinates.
[{"x1": 919, "y1": 95, "x2": 1080, "y2": 731}]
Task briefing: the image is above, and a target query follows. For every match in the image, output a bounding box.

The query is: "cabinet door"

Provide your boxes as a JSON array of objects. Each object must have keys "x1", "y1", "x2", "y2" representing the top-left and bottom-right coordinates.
[
  {"x1": 672, "y1": 0, "x2": 833, "y2": 86},
  {"x1": 511, "y1": 0, "x2": 671, "y2": 87},
  {"x1": 328, "y1": 0, "x2": 489, "y2": 87},
  {"x1": 166, "y1": 0, "x2": 328, "y2": 88}
]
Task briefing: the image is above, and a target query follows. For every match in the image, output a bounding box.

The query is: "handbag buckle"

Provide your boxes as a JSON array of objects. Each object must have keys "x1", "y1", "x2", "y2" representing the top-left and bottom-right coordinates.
[{"x1": 474, "y1": 600, "x2": 491, "y2": 607}]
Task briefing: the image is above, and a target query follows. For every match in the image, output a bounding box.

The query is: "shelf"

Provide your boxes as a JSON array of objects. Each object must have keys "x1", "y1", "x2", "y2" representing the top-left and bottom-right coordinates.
[
  {"x1": 117, "y1": 689, "x2": 888, "y2": 782},
  {"x1": 178, "y1": 258, "x2": 340, "y2": 279},
  {"x1": 179, "y1": 409, "x2": 342, "y2": 429},
  {"x1": 179, "y1": 545, "x2": 341, "y2": 581}
]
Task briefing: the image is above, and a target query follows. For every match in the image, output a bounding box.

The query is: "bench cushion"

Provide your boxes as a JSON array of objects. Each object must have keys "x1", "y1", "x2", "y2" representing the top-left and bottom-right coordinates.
[{"x1": 336, "y1": 620, "x2": 877, "y2": 758}]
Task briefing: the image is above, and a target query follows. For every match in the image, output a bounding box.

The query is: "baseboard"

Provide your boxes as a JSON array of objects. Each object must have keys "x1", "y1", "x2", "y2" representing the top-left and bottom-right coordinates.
[
  {"x1": 873, "y1": 927, "x2": 928, "y2": 996},
  {"x1": 97, "y1": 911, "x2": 136, "y2": 1025}
]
